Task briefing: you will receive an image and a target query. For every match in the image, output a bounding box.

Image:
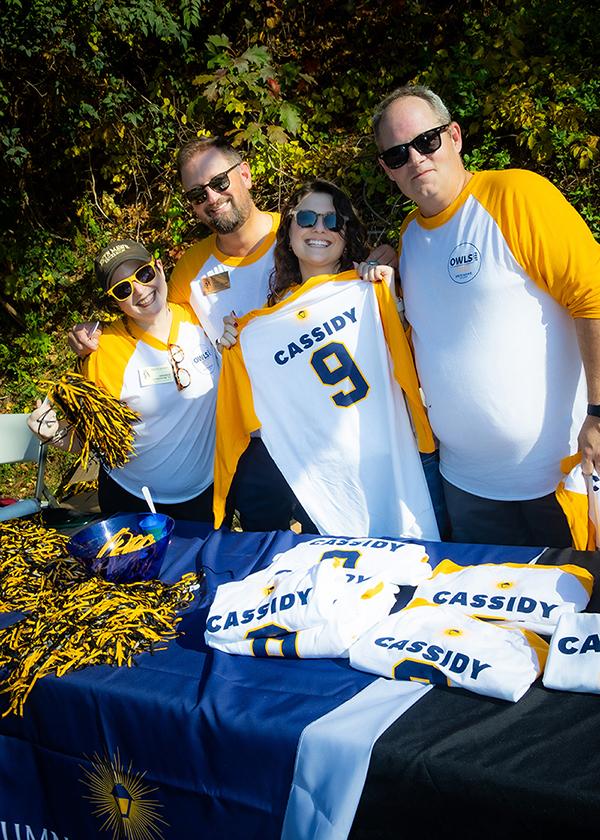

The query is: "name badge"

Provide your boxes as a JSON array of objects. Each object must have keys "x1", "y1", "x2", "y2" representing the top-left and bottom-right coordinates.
[
  {"x1": 201, "y1": 270, "x2": 231, "y2": 295},
  {"x1": 139, "y1": 364, "x2": 174, "y2": 387}
]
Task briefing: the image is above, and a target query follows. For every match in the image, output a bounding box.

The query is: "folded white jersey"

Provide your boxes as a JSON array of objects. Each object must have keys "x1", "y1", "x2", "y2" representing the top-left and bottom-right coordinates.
[
  {"x1": 543, "y1": 613, "x2": 600, "y2": 694},
  {"x1": 349, "y1": 600, "x2": 548, "y2": 702},
  {"x1": 411, "y1": 560, "x2": 593, "y2": 630},
  {"x1": 206, "y1": 559, "x2": 398, "y2": 657},
  {"x1": 268, "y1": 537, "x2": 432, "y2": 586}
]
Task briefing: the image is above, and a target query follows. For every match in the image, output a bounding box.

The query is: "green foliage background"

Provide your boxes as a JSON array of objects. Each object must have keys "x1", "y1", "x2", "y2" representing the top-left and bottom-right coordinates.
[{"x1": 1, "y1": 0, "x2": 599, "y2": 411}]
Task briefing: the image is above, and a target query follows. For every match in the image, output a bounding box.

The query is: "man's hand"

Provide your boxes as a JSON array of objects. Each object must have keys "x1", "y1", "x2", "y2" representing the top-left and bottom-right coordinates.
[
  {"x1": 366, "y1": 244, "x2": 398, "y2": 270},
  {"x1": 68, "y1": 322, "x2": 102, "y2": 358},
  {"x1": 578, "y1": 415, "x2": 600, "y2": 476},
  {"x1": 217, "y1": 311, "x2": 238, "y2": 352}
]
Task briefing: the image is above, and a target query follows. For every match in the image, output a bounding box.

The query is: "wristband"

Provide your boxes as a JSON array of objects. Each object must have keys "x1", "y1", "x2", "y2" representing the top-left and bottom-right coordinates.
[{"x1": 587, "y1": 404, "x2": 600, "y2": 418}]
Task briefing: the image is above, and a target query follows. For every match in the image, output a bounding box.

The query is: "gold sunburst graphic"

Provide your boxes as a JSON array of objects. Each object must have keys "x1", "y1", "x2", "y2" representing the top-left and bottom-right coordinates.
[
  {"x1": 497, "y1": 581, "x2": 514, "y2": 589},
  {"x1": 80, "y1": 750, "x2": 169, "y2": 840}
]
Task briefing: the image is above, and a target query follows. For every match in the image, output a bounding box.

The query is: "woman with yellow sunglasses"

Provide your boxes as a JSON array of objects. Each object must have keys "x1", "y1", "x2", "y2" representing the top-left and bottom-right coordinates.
[{"x1": 28, "y1": 239, "x2": 219, "y2": 521}]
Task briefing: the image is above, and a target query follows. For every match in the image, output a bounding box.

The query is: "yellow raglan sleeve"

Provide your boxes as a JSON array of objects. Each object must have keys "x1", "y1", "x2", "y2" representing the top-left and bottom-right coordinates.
[
  {"x1": 374, "y1": 280, "x2": 435, "y2": 453},
  {"x1": 80, "y1": 325, "x2": 130, "y2": 399},
  {"x1": 475, "y1": 169, "x2": 600, "y2": 318},
  {"x1": 213, "y1": 339, "x2": 262, "y2": 528},
  {"x1": 167, "y1": 238, "x2": 216, "y2": 305}
]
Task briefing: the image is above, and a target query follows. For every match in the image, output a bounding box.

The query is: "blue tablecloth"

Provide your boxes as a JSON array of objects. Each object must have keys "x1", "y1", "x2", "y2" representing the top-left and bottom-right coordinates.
[{"x1": 0, "y1": 525, "x2": 550, "y2": 840}]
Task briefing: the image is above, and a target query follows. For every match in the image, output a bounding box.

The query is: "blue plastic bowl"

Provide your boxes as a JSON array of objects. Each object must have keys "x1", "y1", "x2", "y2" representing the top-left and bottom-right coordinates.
[{"x1": 67, "y1": 513, "x2": 174, "y2": 583}]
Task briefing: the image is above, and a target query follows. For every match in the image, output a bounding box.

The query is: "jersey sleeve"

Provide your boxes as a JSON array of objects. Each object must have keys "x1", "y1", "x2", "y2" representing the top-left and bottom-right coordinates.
[
  {"x1": 475, "y1": 170, "x2": 600, "y2": 319},
  {"x1": 374, "y1": 280, "x2": 435, "y2": 453},
  {"x1": 167, "y1": 238, "x2": 215, "y2": 305},
  {"x1": 213, "y1": 342, "x2": 261, "y2": 528}
]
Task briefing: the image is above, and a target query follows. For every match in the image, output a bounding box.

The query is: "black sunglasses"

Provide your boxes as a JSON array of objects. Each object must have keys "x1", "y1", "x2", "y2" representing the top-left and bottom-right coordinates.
[
  {"x1": 184, "y1": 163, "x2": 241, "y2": 205},
  {"x1": 379, "y1": 124, "x2": 450, "y2": 169},
  {"x1": 107, "y1": 259, "x2": 157, "y2": 302},
  {"x1": 291, "y1": 210, "x2": 345, "y2": 232}
]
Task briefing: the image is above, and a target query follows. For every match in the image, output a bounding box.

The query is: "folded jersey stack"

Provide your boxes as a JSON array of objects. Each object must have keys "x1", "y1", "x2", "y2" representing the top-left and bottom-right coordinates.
[
  {"x1": 409, "y1": 560, "x2": 593, "y2": 631},
  {"x1": 543, "y1": 613, "x2": 600, "y2": 694},
  {"x1": 349, "y1": 599, "x2": 549, "y2": 702},
  {"x1": 205, "y1": 553, "x2": 403, "y2": 659}
]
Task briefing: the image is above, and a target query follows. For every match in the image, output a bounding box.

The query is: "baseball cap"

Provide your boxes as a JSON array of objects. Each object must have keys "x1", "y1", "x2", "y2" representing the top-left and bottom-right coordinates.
[{"x1": 95, "y1": 240, "x2": 153, "y2": 289}]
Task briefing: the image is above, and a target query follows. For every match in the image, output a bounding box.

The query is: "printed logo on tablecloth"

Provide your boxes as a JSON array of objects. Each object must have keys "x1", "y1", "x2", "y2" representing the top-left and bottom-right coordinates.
[{"x1": 80, "y1": 750, "x2": 168, "y2": 840}]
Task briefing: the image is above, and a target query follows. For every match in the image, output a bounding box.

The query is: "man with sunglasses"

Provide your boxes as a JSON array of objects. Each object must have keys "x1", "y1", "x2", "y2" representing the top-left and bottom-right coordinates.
[{"x1": 373, "y1": 84, "x2": 600, "y2": 548}]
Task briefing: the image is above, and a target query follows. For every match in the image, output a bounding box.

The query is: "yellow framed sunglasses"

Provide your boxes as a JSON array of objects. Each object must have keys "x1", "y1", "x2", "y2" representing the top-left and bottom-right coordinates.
[{"x1": 106, "y1": 257, "x2": 157, "y2": 302}]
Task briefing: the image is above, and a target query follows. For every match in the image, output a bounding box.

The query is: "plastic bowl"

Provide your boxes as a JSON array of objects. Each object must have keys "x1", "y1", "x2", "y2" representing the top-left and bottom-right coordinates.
[{"x1": 67, "y1": 512, "x2": 174, "y2": 583}]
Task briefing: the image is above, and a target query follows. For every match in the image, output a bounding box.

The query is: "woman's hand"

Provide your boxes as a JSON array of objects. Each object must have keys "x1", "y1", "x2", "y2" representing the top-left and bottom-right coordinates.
[
  {"x1": 68, "y1": 322, "x2": 102, "y2": 357},
  {"x1": 356, "y1": 260, "x2": 395, "y2": 290},
  {"x1": 28, "y1": 400, "x2": 60, "y2": 442},
  {"x1": 217, "y1": 311, "x2": 239, "y2": 352}
]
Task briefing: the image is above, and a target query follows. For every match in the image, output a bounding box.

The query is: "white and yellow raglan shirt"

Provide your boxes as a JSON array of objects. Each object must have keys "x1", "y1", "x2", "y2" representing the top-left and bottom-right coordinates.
[
  {"x1": 213, "y1": 271, "x2": 440, "y2": 540},
  {"x1": 410, "y1": 560, "x2": 593, "y2": 631},
  {"x1": 82, "y1": 303, "x2": 219, "y2": 504},
  {"x1": 349, "y1": 599, "x2": 548, "y2": 702},
  {"x1": 167, "y1": 213, "x2": 279, "y2": 345},
  {"x1": 399, "y1": 169, "x2": 600, "y2": 501}
]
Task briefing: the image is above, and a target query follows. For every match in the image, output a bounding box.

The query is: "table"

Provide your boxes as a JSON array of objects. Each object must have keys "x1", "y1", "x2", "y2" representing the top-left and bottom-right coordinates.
[
  {"x1": 351, "y1": 543, "x2": 600, "y2": 839},
  {"x1": 0, "y1": 525, "x2": 598, "y2": 840}
]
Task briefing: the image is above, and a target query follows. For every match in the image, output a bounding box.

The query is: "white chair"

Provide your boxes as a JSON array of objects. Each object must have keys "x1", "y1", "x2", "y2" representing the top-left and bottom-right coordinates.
[{"x1": 0, "y1": 413, "x2": 58, "y2": 521}]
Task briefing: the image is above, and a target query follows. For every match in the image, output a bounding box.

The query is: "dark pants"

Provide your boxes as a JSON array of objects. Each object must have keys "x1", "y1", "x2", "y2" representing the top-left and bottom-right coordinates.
[
  {"x1": 442, "y1": 477, "x2": 573, "y2": 548},
  {"x1": 420, "y1": 450, "x2": 451, "y2": 540},
  {"x1": 98, "y1": 469, "x2": 214, "y2": 523},
  {"x1": 226, "y1": 438, "x2": 317, "y2": 533}
]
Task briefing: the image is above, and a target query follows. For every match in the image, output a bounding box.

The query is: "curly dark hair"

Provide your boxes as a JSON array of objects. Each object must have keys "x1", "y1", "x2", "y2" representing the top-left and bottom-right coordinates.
[{"x1": 268, "y1": 180, "x2": 369, "y2": 306}]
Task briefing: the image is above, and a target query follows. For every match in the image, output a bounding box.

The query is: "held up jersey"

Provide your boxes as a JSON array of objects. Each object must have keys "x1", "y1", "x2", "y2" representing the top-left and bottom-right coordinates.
[
  {"x1": 555, "y1": 456, "x2": 600, "y2": 550},
  {"x1": 399, "y1": 169, "x2": 600, "y2": 500},
  {"x1": 82, "y1": 303, "x2": 219, "y2": 504},
  {"x1": 205, "y1": 558, "x2": 399, "y2": 658},
  {"x1": 268, "y1": 537, "x2": 432, "y2": 586},
  {"x1": 214, "y1": 271, "x2": 439, "y2": 540},
  {"x1": 543, "y1": 613, "x2": 600, "y2": 694},
  {"x1": 410, "y1": 559, "x2": 593, "y2": 629},
  {"x1": 349, "y1": 600, "x2": 548, "y2": 702},
  {"x1": 168, "y1": 213, "x2": 279, "y2": 345}
]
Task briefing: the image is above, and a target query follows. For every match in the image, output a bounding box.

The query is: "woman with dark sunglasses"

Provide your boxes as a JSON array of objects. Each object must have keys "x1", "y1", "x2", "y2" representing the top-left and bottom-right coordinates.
[
  {"x1": 28, "y1": 239, "x2": 219, "y2": 522},
  {"x1": 215, "y1": 181, "x2": 445, "y2": 540}
]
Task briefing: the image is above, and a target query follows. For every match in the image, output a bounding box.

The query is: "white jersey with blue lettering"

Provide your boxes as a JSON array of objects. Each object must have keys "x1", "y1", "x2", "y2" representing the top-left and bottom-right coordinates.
[
  {"x1": 411, "y1": 560, "x2": 593, "y2": 630},
  {"x1": 268, "y1": 537, "x2": 432, "y2": 586},
  {"x1": 214, "y1": 271, "x2": 439, "y2": 539},
  {"x1": 349, "y1": 600, "x2": 548, "y2": 702},
  {"x1": 543, "y1": 613, "x2": 600, "y2": 694},
  {"x1": 205, "y1": 558, "x2": 398, "y2": 658}
]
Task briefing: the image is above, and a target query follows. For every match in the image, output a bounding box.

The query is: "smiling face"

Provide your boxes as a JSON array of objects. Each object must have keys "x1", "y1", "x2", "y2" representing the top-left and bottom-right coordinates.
[
  {"x1": 180, "y1": 146, "x2": 253, "y2": 234},
  {"x1": 109, "y1": 258, "x2": 168, "y2": 325},
  {"x1": 377, "y1": 96, "x2": 467, "y2": 217},
  {"x1": 288, "y1": 191, "x2": 346, "y2": 283}
]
